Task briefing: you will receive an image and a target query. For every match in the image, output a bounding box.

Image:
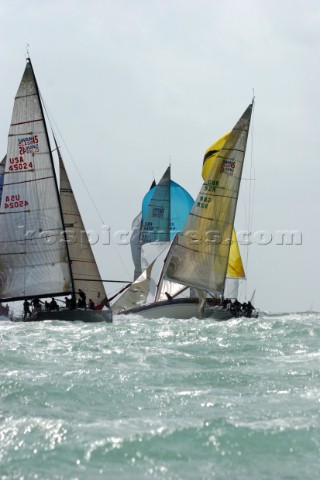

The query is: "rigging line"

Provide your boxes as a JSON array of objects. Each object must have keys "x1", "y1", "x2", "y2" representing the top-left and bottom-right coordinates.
[
  {"x1": 40, "y1": 96, "x2": 131, "y2": 278},
  {"x1": 248, "y1": 107, "x2": 255, "y2": 249},
  {"x1": 241, "y1": 169, "x2": 250, "y2": 301},
  {"x1": 244, "y1": 101, "x2": 256, "y2": 298},
  {"x1": 250, "y1": 103, "x2": 256, "y2": 232}
]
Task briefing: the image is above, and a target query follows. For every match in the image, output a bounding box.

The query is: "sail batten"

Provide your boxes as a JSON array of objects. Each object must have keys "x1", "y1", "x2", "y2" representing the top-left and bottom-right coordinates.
[
  {"x1": 11, "y1": 119, "x2": 43, "y2": 127},
  {"x1": 2, "y1": 176, "x2": 54, "y2": 185}
]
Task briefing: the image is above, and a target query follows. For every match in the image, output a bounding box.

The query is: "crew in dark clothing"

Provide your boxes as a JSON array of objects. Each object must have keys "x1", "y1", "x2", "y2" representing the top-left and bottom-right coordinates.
[
  {"x1": 245, "y1": 301, "x2": 255, "y2": 318},
  {"x1": 78, "y1": 289, "x2": 87, "y2": 309},
  {"x1": 70, "y1": 295, "x2": 76, "y2": 310},
  {"x1": 231, "y1": 299, "x2": 242, "y2": 317},
  {"x1": 31, "y1": 297, "x2": 41, "y2": 312},
  {"x1": 49, "y1": 298, "x2": 58, "y2": 311},
  {"x1": 45, "y1": 301, "x2": 50, "y2": 311},
  {"x1": 23, "y1": 299, "x2": 32, "y2": 321},
  {"x1": 88, "y1": 299, "x2": 95, "y2": 310},
  {"x1": 222, "y1": 297, "x2": 230, "y2": 309},
  {"x1": 65, "y1": 297, "x2": 71, "y2": 309}
]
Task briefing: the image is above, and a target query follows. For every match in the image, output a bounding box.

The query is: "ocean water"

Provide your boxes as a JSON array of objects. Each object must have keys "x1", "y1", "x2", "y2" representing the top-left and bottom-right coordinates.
[{"x1": 0, "y1": 312, "x2": 319, "y2": 480}]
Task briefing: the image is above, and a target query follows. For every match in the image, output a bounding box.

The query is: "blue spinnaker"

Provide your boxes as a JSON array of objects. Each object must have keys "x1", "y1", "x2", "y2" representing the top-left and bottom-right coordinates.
[{"x1": 141, "y1": 167, "x2": 194, "y2": 242}]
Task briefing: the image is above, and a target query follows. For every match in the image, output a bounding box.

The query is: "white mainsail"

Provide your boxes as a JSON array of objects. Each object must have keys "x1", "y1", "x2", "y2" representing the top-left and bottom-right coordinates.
[
  {"x1": 58, "y1": 147, "x2": 106, "y2": 303},
  {"x1": 0, "y1": 60, "x2": 72, "y2": 300},
  {"x1": 162, "y1": 104, "x2": 253, "y2": 295}
]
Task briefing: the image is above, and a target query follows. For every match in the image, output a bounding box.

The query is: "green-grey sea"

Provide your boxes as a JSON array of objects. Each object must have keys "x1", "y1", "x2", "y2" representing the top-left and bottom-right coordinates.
[{"x1": 1, "y1": 312, "x2": 319, "y2": 479}]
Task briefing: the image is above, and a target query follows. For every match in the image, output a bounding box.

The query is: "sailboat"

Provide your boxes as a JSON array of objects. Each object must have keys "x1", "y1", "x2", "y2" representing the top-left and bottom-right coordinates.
[
  {"x1": 112, "y1": 167, "x2": 194, "y2": 313},
  {"x1": 0, "y1": 59, "x2": 112, "y2": 322},
  {"x1": 113, "y1": 103, "x2": 256, "y2": 320}
]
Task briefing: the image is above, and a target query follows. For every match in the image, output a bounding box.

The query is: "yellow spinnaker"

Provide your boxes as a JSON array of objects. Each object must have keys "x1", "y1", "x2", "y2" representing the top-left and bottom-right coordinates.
[
  {"x1": 227, "y1": 229, "x2": 245, "y2": 278},
  {"x1": 202, "y1": 132, "x2": 245, "y2": 279}
]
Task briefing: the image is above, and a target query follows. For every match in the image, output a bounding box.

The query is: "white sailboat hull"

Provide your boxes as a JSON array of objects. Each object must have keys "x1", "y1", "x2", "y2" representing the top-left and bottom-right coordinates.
[{"x1": 115, "y1": 298, "x2": 234, "y2": 321}]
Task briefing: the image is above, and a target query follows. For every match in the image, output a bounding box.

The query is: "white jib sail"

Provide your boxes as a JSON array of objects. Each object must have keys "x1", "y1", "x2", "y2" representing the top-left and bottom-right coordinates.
[{"x1": 58, "y1": 151, "x2": 106, "y2": 303}]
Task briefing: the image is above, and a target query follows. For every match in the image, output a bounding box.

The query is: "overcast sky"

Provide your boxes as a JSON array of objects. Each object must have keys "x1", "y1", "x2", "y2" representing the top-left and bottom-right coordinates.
[{"x1": 1, "y1": 0, "x2": 319, "y2": 313}]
